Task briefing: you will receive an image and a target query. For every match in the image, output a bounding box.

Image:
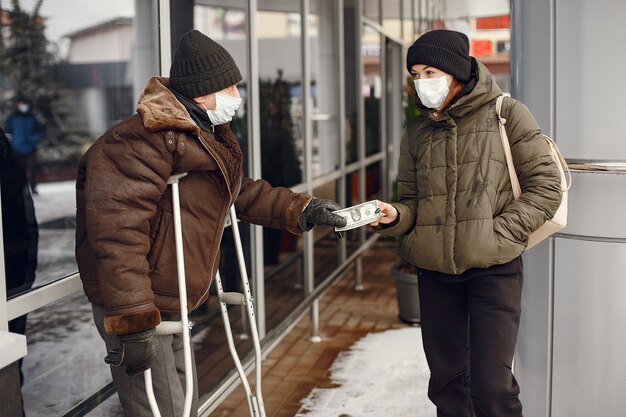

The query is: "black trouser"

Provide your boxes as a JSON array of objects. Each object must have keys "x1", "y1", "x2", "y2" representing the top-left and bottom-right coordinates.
[
  {"x1": 418, "y1": 270, "x2": 523, "y2": 417},
  {"x1": 16, "y1": 151, "x2": 37, "y2": 192}
]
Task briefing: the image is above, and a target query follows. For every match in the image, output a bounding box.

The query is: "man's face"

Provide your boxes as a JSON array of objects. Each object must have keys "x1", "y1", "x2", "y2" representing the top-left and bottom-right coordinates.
[
  {"x1": 17, "y1": 101, "x2": 30, "y2": 113},
  {"x1": 193, "y1": 84, "x2": 240, "y2": 110}
]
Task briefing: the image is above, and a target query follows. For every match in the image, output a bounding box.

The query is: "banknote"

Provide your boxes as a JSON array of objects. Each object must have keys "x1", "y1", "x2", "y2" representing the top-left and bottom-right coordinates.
[{"x1": 333, "y1": 200, "x2": 381, "y2": 232}]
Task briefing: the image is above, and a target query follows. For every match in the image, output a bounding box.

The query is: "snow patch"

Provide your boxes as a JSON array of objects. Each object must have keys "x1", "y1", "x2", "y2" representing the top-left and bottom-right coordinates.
[{"x1": 297, "y1": 327, "x2": 436, "y2": 417}]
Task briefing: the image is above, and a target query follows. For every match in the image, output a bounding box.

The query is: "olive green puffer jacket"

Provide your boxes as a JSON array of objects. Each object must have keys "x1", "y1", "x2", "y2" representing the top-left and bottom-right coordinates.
[{"x1": 380, "y1": 61, "x2": 562, "y2": 275}]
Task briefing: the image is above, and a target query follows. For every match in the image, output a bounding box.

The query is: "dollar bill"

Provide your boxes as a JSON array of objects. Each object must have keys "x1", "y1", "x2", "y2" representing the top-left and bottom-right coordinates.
[{"x1": 333, "y1": 200, "x2": 381, "y2": 232}]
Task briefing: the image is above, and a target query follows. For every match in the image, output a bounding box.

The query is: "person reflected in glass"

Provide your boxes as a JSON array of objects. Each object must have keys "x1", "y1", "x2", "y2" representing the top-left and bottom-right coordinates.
[
  {"x1": 5, "y1": 98, "x2": 41, "y2": 195},
  {"x1": 75, "y1": 30, "x2": 346, "y2": 417},
  {"x1": 372, "y1": 30, "x2": 562, "y2": 417},
  {"x1": 0, "y1": 127, "x2": 39, "y2": 417}
]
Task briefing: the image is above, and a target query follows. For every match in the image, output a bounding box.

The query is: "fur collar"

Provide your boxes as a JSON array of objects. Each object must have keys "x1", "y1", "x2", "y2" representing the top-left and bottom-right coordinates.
[{"x1": 137, "y1": 77, "x2": 202, "y2": 135}]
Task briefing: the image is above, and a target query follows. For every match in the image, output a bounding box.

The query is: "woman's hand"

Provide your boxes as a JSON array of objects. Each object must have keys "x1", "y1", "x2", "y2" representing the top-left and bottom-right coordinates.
[{"x1": 370, "y1": 201, "x2": 398, "y2": 227}]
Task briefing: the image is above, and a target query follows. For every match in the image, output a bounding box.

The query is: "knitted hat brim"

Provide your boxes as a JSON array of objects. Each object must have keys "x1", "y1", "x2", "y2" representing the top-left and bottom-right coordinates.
[
  {"x1": 407, "y1": 44, "x2": 472, "y2": 83},
  {"x1": 171, "y1": 62, "x2": 242, "y2": 98}
]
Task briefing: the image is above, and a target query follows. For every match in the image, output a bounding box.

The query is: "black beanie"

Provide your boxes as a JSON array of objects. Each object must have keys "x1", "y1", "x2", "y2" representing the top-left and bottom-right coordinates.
[
  {"x1": 169, "y1": 30, "x2": 242, "y2": 99},
  {"x1": 406, "y1": 29, "x2": 472, "y2": 83}
]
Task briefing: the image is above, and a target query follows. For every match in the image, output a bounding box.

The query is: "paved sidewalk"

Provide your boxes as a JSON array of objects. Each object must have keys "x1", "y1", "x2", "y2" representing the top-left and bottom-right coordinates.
[{"x1": 211, "y1": 241, "x2": 416, "y2": 417}]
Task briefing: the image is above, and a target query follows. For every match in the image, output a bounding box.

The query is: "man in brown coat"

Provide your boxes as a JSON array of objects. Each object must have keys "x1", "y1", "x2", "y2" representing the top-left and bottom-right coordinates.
[{"x1": 75, "y1": 30, "x2": 345, "y2": 417}]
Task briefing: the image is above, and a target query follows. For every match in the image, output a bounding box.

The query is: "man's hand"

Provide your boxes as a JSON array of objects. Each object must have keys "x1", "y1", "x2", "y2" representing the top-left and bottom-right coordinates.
[
  {"x1": 299, "y1": 198, "x2": 347, "y2": 236},
  {"x1": 104, "y1": 328, "x2": 159, "y2": 376}
]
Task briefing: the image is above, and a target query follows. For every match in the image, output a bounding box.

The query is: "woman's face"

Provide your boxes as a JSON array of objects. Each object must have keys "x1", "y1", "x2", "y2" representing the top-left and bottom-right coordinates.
[
  {"x1": 193, "y1": 84, "x2": 241, "y2": 110},
  {"x1": 410, "y1": 64, "x2": 453, "y2": 87}
]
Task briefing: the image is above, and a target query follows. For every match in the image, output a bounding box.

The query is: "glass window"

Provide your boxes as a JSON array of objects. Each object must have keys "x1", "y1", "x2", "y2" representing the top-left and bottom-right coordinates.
[
  {"x1": 313, "y1": 180, "x2": 341, "y2": 286},
  {"x1": 344, "y1": 0, "x2": 358, "y2": 165},
  {"x1": 362, "y1": 25, "x2": 382, "y2": 157},
  {"x1": 21, "y1": 293, "x2": 112, "y2": 416},
  {"x1": 365, "y1": 161, "x2": 382, "y2": 238},
  {"x1": 440, "y1": 4, "x2": 511, "y2": 93},
  {"x1": 344, "y1": 170, "x2": 360, "y2": 257},
  {"x1": 257, "y1": 0, "x2": 304, "y2": 186},
  {"x1": 310, "y1": 0, "x2": 340, "y2": 179},
  {"x1": 257, "y1": 0, "x2": 306, "y2": 334},
  {"x1": 402, "y1": 0, "x2": 416, "y2": 44},
  {"x1": 0, "y1": 1, "x2": 154, "y2": 414},
  {"x1": 382, "y1": 0, "x2": 402, "y2": 39},
  {"x1": 0, "y1": 0, "x2": 154, "y2": 296},
  {"x1": 363, "y1": 0, "x2": 381, "y2": 23}
]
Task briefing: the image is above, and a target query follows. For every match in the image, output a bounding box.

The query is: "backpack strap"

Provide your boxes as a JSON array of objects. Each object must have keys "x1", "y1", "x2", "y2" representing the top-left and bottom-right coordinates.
[
  {"x1": 495, "y1": 95, "x2": 522, "y2": 199},
  {"x1": 496, "y1": 95, "x2": 572, "y2": 193}
]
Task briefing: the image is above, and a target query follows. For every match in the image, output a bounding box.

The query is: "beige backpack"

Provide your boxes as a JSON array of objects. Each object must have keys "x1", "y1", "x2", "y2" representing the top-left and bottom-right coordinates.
[{"x1": 495, "y1": 95, "x2": 572, "y2": 249}]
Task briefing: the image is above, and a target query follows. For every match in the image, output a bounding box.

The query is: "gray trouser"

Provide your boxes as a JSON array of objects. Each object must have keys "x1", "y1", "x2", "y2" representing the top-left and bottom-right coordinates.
[{"x1": 93, "y1": 304, "x2": 198, "y2": 417}]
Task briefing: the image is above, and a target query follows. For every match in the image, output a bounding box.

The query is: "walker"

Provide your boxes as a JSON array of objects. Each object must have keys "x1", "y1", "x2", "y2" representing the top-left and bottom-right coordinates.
[{"x1": 144, "y1": 173, "x2": 266, "y2": 417}]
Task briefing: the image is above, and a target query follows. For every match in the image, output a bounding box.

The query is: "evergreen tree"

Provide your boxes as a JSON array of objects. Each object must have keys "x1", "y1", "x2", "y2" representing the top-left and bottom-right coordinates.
[
  {"x1": 259, "y1": 69, "x2": 302, "y2": 188},
  {"x1": 0, "y1": 0, "x2": 90, "y2": 169},
  {"x1": 1, "y1": 1, "x2": 49, "y2": 101}
]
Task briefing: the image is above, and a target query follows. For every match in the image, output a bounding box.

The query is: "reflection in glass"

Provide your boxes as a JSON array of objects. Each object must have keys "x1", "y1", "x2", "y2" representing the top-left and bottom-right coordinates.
[
  {"x1": 313, "y1": 181, "x2": 341, "y2": 286},
  {"x1": 363, "y1": 0, "x2": 380, "y2": 23},
  {"x1": 402, "y1": 0, "x2": 416, "y2": 44},
  {"x1": 258, "y1": 1, "x2": 304, "y2": 279},
  {"x1": 310, "y1": 0, "x2": 340, "y2": 178},
  {"x1": 344, "y1": 0, "x2": 358, "y2": 165},
  {"x1": 254, "y1": 0, "x2": 306, "y2": 335},
  {"x1": 366, "y1": 162, "x2": 382, "y2": 238},
  {"x1": 433, "y1": 7, "x2": 511, "y2": 93},
  {"x1": 362, "y1": 26, "x2": 382, "y2": 156},
  {"x1": 382, "y1": 0, "x2": 402, "y2": 39},
  {"x1": 344, "y1": 171, "x2": 360, "y2": 258},
  {"x1": 0, "y1": 0, "x2": 153, "y2": 291},
  {"x1": 21, "y1": 293, "x2": 113, "y2": 416}
]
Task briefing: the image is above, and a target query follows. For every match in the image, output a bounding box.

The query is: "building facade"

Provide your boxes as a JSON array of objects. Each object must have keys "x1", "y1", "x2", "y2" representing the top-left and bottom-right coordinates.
[{"x1": 1, "y1": 0, "x2": 624, "y2": 416}]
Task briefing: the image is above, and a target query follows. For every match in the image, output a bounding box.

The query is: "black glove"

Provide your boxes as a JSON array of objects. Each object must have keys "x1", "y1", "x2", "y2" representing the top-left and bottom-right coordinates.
[
  {"x1": 104, "y1": 328, "x2": 159, "y2": 376},
  {"x1": 299, "y1": 198, "x2": 347, "y2": 237}
]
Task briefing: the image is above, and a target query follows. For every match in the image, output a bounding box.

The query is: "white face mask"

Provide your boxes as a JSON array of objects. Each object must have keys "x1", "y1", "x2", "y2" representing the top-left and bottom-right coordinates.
[
  {"x1": 204, "y1": 92, "x2": 242, "y2": 125},
  {"x1": 413, "y1": 75, "x2": 450, "y2": 109},
  {"x1": 17, "y1": 103, "x2": 30, "y2": 113}
]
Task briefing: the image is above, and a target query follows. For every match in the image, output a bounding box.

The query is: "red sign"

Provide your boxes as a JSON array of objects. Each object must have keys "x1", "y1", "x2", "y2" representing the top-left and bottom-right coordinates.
[
  {"x1": 476, "y1": 15, "x2": 510, "y2": 30},
  {"x1": 471, "y1": 39, "x2": 492, "y2": 57}
]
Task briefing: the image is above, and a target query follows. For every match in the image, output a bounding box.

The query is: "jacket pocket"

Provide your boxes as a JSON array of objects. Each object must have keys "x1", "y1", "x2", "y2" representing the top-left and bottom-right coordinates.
[
  {"x1": 495, "y1": 228, "x2": 526, "y2": 264},
  {"x1": 147, "y1": 208, "x2": 172, "y2": 272}
]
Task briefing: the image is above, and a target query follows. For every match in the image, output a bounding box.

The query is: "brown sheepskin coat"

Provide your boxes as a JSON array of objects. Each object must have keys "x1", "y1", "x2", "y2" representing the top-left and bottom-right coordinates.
[{"x1": 75, "y1": 77, "x2": 311, "y2": 336}]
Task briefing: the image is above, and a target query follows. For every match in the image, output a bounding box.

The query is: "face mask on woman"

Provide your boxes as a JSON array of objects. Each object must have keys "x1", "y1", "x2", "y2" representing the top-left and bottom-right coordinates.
[
  {"x1": 413, "y1": 75, "x2": 450, "y2": 110},
  {"x1": 204, "y1": 92, "x2": 242, "y2": 125}
]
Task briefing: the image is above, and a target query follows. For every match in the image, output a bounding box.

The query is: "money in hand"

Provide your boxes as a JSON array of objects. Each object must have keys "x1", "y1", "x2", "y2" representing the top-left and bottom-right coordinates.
[{"x1": 333, "y1": 200, "x2": 381, "y2": 232}]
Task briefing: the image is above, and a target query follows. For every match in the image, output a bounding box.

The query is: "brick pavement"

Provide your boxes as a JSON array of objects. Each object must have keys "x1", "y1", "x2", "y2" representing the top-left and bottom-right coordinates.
[{"x1": 211, "y1": 241, "x2": 415, "y2": 417}]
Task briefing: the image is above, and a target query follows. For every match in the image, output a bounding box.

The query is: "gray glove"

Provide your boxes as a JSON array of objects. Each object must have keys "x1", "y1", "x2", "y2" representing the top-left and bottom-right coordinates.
[
  {"x1": 299, "y1": 198, "x2": 347, "y2": 237},
  {"x1": 104, "y1": 328, "x2": 159, "y2": 376}
]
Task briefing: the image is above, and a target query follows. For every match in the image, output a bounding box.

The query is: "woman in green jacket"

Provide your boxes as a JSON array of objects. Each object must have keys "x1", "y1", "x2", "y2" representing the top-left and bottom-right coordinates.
[{"x1": 373, "y1": 30, "x2": 562, "y2": 417}]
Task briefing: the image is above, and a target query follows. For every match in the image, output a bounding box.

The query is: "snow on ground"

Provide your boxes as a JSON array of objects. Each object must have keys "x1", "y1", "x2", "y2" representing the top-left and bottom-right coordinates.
[
  {"x1": 297, "y1": 327, "x2": 436, "y2": 417},
  {"x1": 32, "y1": 180, "x2": 76, "y2": 224}
]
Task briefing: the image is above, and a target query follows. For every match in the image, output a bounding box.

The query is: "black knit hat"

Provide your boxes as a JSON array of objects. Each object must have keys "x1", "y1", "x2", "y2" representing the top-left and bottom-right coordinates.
[
  {"x1": 406, "y1": 29, "x2": 472, "y2": 83},
  {"x1": 169, "y1": 30, "x2": 242, "y2": 99}
]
